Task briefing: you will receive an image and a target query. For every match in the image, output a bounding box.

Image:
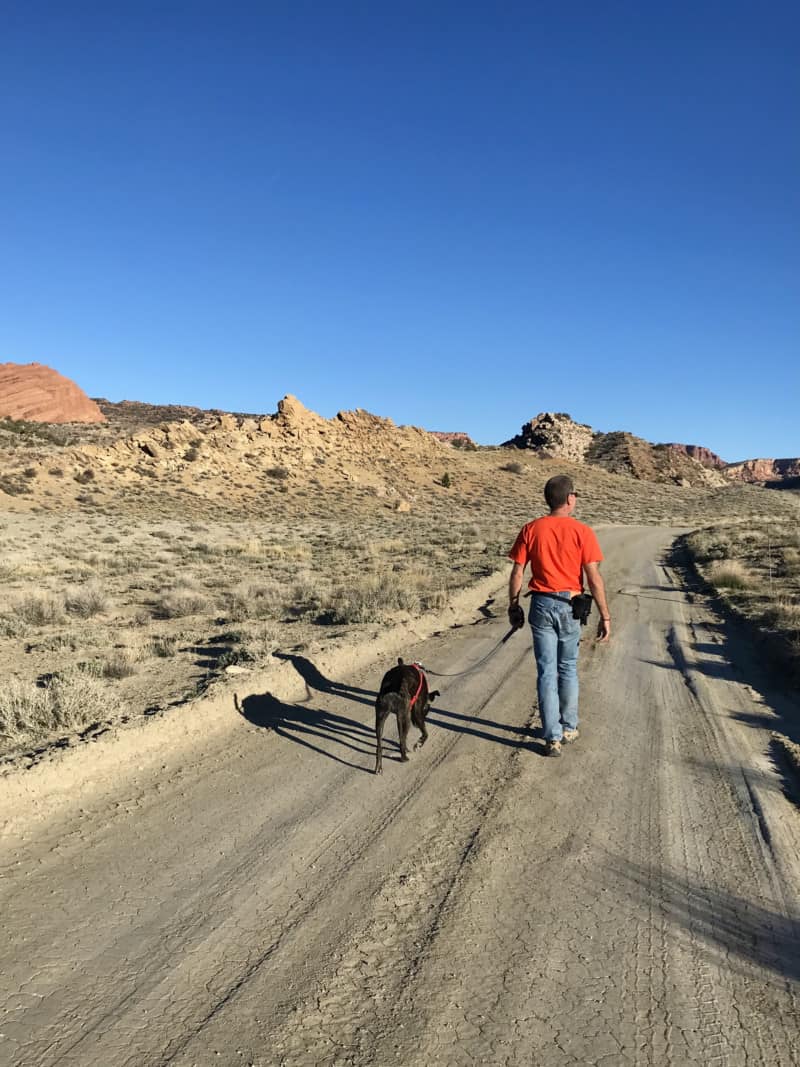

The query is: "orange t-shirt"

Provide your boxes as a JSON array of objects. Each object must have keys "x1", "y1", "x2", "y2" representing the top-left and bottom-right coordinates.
[{"x1": 508, "y1": 516, "x2": 603, "y2": 594}]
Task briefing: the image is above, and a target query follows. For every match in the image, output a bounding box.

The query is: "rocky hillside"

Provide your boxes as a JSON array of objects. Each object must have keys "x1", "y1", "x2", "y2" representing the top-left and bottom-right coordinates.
[
  {"x1": 93, "y1": 398, "x2": 262, "y2": 436},
  {"x1": 0, "y1": 362, "x2": 105, "y2": 424},
  {"x1": 0, "y1": 395, "x2": 460, "y2": 513},
  {"x1": 503, "y1": 412, "x2": 727, "y2": 487}
]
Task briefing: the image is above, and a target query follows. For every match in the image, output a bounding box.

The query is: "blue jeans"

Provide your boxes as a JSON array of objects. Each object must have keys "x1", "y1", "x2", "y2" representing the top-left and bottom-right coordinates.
[{"x1": 529, "y1": 594, "x2": 581, "y2": 742}]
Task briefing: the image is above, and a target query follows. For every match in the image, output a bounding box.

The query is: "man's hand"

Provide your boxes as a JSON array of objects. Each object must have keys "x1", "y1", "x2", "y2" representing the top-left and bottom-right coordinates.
[
  {"x1": 508, "y1": 603, "x2": 525, "y2": 631},
  {"x1": 596, "y1": 616, "x2": 611, "y2": 643}
]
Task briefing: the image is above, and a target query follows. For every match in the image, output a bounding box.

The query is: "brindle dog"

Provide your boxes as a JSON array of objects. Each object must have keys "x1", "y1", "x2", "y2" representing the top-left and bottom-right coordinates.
[{"x1": 374, "y1": 658, "x2": 439, "y2": 774}]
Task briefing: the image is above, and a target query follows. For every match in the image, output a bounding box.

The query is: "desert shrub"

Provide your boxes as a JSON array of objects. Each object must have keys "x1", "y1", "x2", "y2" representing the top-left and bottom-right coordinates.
[
  {"x1": 48, "y1": 468, "x2": 64, "y2": 477},
  {"x1": 0, "y1": 670, "x2": 117, "y2": 750},
  {"x1": 100, "y1": 650, "x2": 138, "y2": 679},
  {"x1": 221, "y1": 581, "x2": 279, "y2": 621},
  {"x1": 265, "y1": 466, "x2": 289, "y2": 480},
  {"x1": 65, "y1": 582, "x2": 110, "y2": 618},
  {"x1": 153, "y1": 586, "x2": 210, "y2": 618},
  {"x1": 707, "y1": 559, "x2": 752, "y2": 590},
  {"x1": 0, "y1": 476, "x2": 30, "y2": 496},
  {"x1": 148, "y1": 634, "x2": 178, "y2": 657},
  {"x1": 325, "y1": 569, "x2": 422, "y2": 624},
  {"x1": 688, "y1": 529, "x2": 733, "y2": 562},
  {"x1": 0, "y1": 615, "x2": 28, "y2": 638},
  {"x1": 761, "y1": 597, "x2": 800, "y2": 631},
  {"x1": 74, "y1": 468, "x2": 95, "y2": 484},
  {"x1": 500, "y1": 462, "x2": 525, "y2": 475},
  {"x1": 240, "y1": 622, "x2": 279, "y2": 662},
  {"x1": 15, "y1": 591, "x2": 65, "y2": 625}
]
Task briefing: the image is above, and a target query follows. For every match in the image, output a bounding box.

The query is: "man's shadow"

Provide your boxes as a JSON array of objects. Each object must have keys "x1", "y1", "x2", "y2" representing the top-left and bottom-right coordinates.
[{"x1": 272, "y1": 652, "x2": 375, "y2": 708}]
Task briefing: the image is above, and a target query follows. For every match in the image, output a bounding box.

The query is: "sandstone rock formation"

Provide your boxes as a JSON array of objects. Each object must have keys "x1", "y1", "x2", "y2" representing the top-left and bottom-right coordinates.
[
  {"x1": 0, "y1": 362, "x2": 106, "y2": 423},
  {"x1": 502, "y1": 412, "x2": 727, "y2": 487},
  {"x1": 502, "y1": 413, "x2": 595, "y2": 463},
  {"x1": 724, "y1": 458, "x2": 800, "y2": 484},
  {"x1": 428, "y1": 432, "x2": 477, "y2": 449},
  {"x1": 664, "y1": 443, "x2": 725, "y2": 469}
]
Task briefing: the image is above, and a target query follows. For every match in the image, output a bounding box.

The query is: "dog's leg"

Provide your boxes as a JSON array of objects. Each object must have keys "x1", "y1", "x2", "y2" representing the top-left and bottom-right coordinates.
[
  {"x1": 397, "y1": 705, "x2": 411, "y2": 762},
  {"x1": 413, "y1": 689, "x2": 437, "y2": 750},
  {"x1": 412, "y1": 702, "x2": 428, "y2": 750},
  {"x1": 375, "y1": 705, "x2": 390, "y2": 775}
]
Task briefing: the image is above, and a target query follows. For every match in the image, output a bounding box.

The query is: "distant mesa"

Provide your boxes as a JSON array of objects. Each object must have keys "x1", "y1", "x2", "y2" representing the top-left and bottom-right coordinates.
[
  {"x1": 724, "y1": 457, "x2": 800, "y2": 484},
  {"x1": 0, "y1": 362, "x2": 106, "y2": 424}
]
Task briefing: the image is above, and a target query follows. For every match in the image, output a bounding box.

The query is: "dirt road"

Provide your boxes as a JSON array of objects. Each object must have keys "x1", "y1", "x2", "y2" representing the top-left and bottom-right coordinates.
[{"x1": 2, "y1": 527, "x2": 799, "y2": 1066}]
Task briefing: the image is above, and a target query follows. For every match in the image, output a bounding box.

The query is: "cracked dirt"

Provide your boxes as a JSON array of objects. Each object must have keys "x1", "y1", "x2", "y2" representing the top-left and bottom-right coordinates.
[{"x1": 2, "y1": 527, "x2": 799, "y2": 1065}]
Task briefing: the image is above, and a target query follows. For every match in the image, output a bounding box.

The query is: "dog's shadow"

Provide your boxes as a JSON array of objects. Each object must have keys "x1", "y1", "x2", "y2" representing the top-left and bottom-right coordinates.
[{"x1": 235, "y1": 690, "x2": 400, "y2": 772}]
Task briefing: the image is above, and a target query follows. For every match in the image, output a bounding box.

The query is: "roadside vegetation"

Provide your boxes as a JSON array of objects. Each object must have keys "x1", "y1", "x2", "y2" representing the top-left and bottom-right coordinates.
[{"x1": 686, "y1": 517, "x2": 800, "y2": 779}]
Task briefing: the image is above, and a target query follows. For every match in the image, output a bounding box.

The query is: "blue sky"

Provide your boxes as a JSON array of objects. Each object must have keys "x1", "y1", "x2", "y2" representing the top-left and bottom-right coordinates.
[{"x1": 1, "y1": 2, "x2": 797, "y2": 461}]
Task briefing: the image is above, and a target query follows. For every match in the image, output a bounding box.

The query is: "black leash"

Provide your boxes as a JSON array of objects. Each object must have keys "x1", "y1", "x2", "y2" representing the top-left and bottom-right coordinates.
[{"x1": 421, "y1": 625, "x2": 521, "y2": 679}]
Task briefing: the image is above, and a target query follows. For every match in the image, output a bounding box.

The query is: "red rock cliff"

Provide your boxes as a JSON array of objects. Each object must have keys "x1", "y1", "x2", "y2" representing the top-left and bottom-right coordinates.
[
  {"x1": 0, "y1": 362, "x2": 106, "y2": 424},
  {"x1": 664, "y1": 443, "x2": 725, "y2": 469}
]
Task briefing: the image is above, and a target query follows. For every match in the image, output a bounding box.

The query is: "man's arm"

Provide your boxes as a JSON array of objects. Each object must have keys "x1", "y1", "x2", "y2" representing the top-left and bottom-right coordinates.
[
  {"x1": 583, "y1": 561, "x2": 611, "y2": 642},
  {"x1": 509, "y1": 561, "x2": 524, "y2": 604},
  {"x1": 508, "y1": 562, "x2": 525, "y2": 629}
]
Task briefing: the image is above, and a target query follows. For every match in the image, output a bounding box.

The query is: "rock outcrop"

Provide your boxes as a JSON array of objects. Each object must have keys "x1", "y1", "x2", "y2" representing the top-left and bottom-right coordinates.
[
  {"x1": 502, "y1": 413, "x2": 595, "y2": 464},
  {"x1": 503, "y1": 412, "x2": 727, "y2": 487},
  {"x1": 428, "y1": 432, "x2": 476, "y2": 449},
  {"x1": 724, "y1": 458, "x2": 800, "y2": 484},
  {"x1": 664, "y1": 443, "x2": 725, "y2": 469},
  {"x1": 0, "y1": 363, "x2": 106, "y2": 423}
]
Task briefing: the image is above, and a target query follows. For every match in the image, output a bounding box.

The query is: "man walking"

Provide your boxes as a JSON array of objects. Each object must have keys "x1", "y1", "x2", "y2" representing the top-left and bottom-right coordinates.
[{"x1": 507, "y1": 474, "x2": 610, "y2": 757}]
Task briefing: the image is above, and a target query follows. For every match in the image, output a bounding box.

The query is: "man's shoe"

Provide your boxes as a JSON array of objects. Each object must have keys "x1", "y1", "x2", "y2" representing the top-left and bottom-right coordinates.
[
  {"x1": 562, "y1": 729, "x2": 579, "y2": 744},
  {"x1": 545, "y1": 740, "x2": 562, "y2": 757}
]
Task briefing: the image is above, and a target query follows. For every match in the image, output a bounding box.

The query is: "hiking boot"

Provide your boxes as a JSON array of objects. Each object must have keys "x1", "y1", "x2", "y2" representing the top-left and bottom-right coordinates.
[
  {"x1": 562, "y1": 729, "x2": 579, "y2": 744},
  {"x1": 545, "y1": 740, "x2": 562, "y2": 757}
]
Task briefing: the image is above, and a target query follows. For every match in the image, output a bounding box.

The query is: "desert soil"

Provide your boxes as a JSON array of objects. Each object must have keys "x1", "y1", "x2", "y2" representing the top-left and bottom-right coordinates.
[{"x1": 1, "y1": 526, "x2": 799, "y2": 1066}]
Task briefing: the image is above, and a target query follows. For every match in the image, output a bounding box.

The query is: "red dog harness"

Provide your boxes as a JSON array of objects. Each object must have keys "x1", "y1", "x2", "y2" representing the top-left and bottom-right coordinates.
[{"x1": 409, "y1": 662, "x2": 425, "y2": 709}]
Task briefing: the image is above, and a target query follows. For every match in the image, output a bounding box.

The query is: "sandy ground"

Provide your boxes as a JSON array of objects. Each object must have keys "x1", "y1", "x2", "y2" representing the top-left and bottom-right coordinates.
[{"x1": 1, "y1": 527, "x2": 799, "y2": 1066}]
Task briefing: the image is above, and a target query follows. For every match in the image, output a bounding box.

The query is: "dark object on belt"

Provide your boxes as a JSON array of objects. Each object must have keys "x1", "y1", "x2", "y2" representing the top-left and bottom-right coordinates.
[{"x1": 532, "y1": 590, "x2": 594, "y2": 626}]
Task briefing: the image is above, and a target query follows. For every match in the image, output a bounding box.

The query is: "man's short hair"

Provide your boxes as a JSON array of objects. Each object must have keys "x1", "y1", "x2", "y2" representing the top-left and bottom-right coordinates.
[{"x1": 544, "y1": 474, "x2": 575, "y2": 510}]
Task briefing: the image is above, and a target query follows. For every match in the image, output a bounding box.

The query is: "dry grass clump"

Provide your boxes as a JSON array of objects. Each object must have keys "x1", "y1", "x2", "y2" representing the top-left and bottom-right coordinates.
[
  {"x1": 14, "y1": 591, "x2": 65, "y2": 625},
  {"x1": 153, "y1": 585, "x2": 210, "y2": 619},
  {"x1": 239, "y1": 622, "x2": 279, "y2": 663},
  {"x1": 65, "y1": 581, "x2": 111, "y2": 618},
  {"x1": 687, "y1": 529, "x2": 733, "y2": 562},
  {"x1": 221, "y1": 581, "x2": 280, "y2": 621},
  {"x1": 324, "y1": 566, "x2": 447, "y2": 624},
  {"x1": 99, "y1": 649, "x2": 138, "y2": 679},
  {"x1": 148, "y1": 633, "x2": 178, "y2": 657},
  {"x1": 0, "y1": 670, "x2": 117, "y2": 750},
  {"x1": 707, "y1": 559, "x2": 752, "y2": 590}
]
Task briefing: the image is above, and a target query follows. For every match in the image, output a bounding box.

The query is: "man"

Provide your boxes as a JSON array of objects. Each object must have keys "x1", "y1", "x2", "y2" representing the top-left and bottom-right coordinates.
[{"x1": 507, "y1": 474, "x2": 610, "y2": 757}]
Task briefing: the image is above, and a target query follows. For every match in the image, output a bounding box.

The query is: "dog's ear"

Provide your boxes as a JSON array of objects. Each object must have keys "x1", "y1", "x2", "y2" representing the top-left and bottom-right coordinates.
[
  {"x1": 429, "y1": 689, "x2": 440, "y2": 701},
  {"x1": 397, "y1": 657, "x2": 404, "y2": 666}
]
